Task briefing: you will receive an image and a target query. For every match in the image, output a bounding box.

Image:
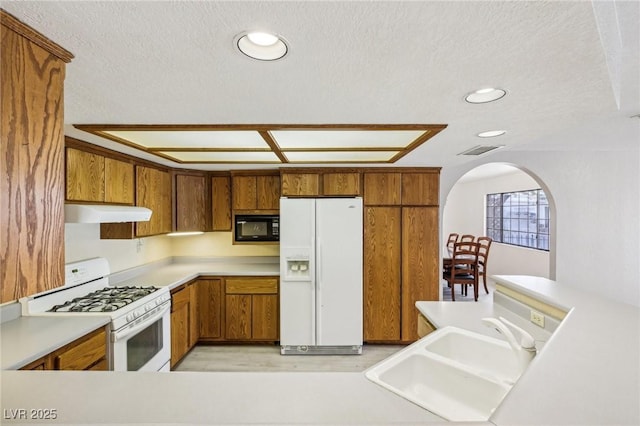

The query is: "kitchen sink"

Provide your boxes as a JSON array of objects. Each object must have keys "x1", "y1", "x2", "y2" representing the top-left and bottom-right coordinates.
[
  {"x1": 423, "y1": 326, "x2": 520, "y2": 384},
  {"x1": 365, "y1": 326, "x2": 519, "y2": 421}
]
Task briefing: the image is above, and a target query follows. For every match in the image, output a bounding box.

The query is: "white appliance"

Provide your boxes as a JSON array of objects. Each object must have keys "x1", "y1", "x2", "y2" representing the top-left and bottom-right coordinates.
[
  {"x1": 20, "y1": 258, "x2": 171, "y2": 372},
  {"x1": 279, "y1": 197, "x2": 363, "y2": 355}
]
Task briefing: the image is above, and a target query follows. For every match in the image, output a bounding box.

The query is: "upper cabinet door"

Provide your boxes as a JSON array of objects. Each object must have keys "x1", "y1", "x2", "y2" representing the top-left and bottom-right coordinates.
[
  {"x1": 66, "y1": 148, "x2": 105, "y2": 202},
  {"x1": 212, "y1": 176, "x2": 232, "y2": 231},
  {"x1": 280, "y1": 172, "x2": 320, "y2": 196},
  {"x1": 323, "y1": 172, "x2": 361, "y2": 196},
  {"x1": 232, "y1": 176, "x2": 257, "y2": 210},
  {"x1": 104, "y1": 157, "x2": 134, "y2": 204},
  {"x1": 363, "y1": 172, "x2": 401, "y2": 205},
  {"x1": 401, "y1": 172, "x2": 439, "y2": 206},
  {"x1": 175, "y1": 174, "x2": 206, "y2": 232},
  {"x1": 257, "y1": 175, "x2": 280, "y2": 210}
]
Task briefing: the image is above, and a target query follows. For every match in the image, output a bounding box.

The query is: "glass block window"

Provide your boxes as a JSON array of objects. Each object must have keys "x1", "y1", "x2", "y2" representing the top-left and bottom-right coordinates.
[{"x1": 486, "y1": 189, "x2": 550, "y2": 251}]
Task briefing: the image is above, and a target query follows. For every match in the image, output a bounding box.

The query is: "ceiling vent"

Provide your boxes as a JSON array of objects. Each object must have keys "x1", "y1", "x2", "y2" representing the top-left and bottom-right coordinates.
[{"x1": 458, "y1": 145, "x2": 503, "y2": 156}]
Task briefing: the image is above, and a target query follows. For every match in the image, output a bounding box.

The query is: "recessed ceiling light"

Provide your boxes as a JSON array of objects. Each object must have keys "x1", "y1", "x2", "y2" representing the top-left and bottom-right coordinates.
[
  {"x1": 236, "y1": 31, "x2": 288, "y2": 61},
  {"x1": 465, "y1": 88, "x2": 506, "y2": 104},
  {"x1": 477, "y1": 130, "x2": 506, "y2": 138}
]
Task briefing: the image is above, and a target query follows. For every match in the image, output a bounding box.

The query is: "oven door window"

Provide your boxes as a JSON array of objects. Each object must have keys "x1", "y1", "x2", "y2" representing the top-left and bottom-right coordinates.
[{"x1": 127, "y1": 318, "x2": 163, "y2": 371}]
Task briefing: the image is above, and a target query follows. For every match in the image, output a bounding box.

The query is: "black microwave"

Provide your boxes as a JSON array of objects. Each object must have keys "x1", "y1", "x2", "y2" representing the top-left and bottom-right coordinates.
[{"x1": 234, "y1": 214, "x2": 279, "y2": 242}]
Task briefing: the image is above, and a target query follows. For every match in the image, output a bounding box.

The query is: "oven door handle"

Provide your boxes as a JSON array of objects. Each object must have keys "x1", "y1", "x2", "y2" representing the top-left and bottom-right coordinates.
[{"x1": 112, "y1": 301, "x2": 170, "y2": 342}]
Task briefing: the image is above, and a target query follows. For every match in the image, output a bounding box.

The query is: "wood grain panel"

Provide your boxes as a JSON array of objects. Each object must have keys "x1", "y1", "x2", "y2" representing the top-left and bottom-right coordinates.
[
  {"x1": 363, "y1": 173, "x2": 401, "y2": 205},
  {"x1": 135, "y1": 165, "x2": 153, "y2": 236},
  {"x1": 198, "y1": 279, "x2": 223, "y2": 339},
  {"x1": 159, "y1": 169, "x2": 173, "y2": 233},
  {"x1": 1, "y1": 22, "x2": 66, "y2": 302},
  {"x1": 225, "y1": 277, "x2": 278, "y2": 294},
  {"x1": 363, "y1": 207, "x2": 401, "y2": 341},
  {"x1": 323, "y1": 172, "x2": 361, "y2": 196},
  {"x1": 211, "y1": 176, "x2": 231, "y2": 230},
  {"x1": 176, "y1": 174, "x2": 206, "y2": 232},
  {"x1": 65, "y1": 148, "x2": 105, "y2": 202},
  {"x1": 188, "y1": 282, "x2": 199, "y2": 347},
  {"x1": 232, "y1": 176, "x2": 257, "y2": 210},
  {"x1": 252, "y1": 295, "x2": 279, "y2": 340},
  {"x1": 401, "y1": 207, "x2": 439, "y2": 342},
  {"x1": 54, "y1": 328, "x2": 106, "y2": 370},
  {"x1": 257, "y1": 175, "x2": 280, "y2": 210},
  {"x1": 280, "y1": 173, "x2": 320, "y2": 196},
  {"x1": 104, "y1": 157, "x2": 134, "y2": 204},
  {"x1": 401, "y1": 172, "x2": 439, "y2": 206},
  {"x1": 225, "y1": 294, "x2": 252, "y2": 340},
  {"x1": 171, "y1": 285, "x2": 191, "y2": 368}
]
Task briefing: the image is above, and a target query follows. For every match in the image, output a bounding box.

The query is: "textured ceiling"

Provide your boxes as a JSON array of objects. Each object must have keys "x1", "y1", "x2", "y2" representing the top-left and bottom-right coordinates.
[{"x1": 2, "y1": 1, "x2": 638, "y2": 171}]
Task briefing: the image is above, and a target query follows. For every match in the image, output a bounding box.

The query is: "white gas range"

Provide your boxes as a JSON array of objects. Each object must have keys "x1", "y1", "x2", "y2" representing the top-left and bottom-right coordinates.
[{"x1": 20, "y1": 258, "x2": 171, "y2": 372}]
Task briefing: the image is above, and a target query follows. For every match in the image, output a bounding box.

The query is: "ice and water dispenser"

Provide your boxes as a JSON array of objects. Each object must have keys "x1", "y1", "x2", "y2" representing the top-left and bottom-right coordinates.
[{"x1": 284, "y1": 257, "x2": 310, "y2": 280}]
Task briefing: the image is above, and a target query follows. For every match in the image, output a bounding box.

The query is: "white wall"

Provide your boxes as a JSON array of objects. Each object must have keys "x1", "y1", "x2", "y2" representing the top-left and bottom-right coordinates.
[
  {"x1": 170, "y1": 232, "x2": 279, "y2": 257},
  {"x1": 441, "y1": 149, "x2": 640, "y2": 307},
  {"x1": 65, "y1": 226, "x2": 278, "y2": 274},
  {"x1": 65, "y1": 224, "x2": 172, "y2": 273},
  {"x1": 443, "y1": 170, "x2": 551, "y2": 278}
]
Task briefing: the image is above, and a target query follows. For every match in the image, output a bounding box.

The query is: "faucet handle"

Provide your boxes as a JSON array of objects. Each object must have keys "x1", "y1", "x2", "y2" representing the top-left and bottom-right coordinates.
[{"x1": 498, "y1": 316, "x2": 536, "y2": 350}]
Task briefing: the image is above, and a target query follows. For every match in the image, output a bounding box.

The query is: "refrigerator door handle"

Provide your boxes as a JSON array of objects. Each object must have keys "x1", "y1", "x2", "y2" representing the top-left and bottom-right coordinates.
[{"x1": 316, "y1": 240, "x2": 322, "y2": 345}]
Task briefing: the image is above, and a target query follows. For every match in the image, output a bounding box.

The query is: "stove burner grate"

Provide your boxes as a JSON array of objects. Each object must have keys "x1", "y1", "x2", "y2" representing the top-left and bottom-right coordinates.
[{"x1": 47, "y1": 285, "x2": 159, "y2": 313}]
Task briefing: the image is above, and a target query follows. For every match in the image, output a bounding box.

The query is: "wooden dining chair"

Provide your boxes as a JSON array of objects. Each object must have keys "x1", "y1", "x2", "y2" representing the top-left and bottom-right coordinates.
[
  {"x1": 446, "y1": 233, "x2": 459, "y2": 251},
  {"x1": 459, "y1": 234, "x2": 475, "y2": 243},
  {"x1": 443, "y1": 241, "x2": 480, "y2": 301},
  {"x1": 476, "y1": 236, "x2": 493, "y2": 294}
]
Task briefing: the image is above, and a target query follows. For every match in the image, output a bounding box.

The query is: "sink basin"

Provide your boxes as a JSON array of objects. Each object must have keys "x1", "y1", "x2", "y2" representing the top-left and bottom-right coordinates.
[
  {"x1": 365, "y1": 326, "x2": 519, "y2": 421},
  {"x1": 423, "y1": 326, "x2": 520, "y2": 384}
]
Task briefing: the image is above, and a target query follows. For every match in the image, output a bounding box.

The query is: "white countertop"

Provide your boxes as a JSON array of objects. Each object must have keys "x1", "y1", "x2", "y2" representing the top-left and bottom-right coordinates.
[
  {"x1": 2, "y1": 261, "x2": 639, "y2": 425},
  {"x1": 0, "y1": 316, "x2": 110, "y2": 370},
  {"x1": 110, "y1": 257, "x2": 281, "y2": 290},
  {"x1": 0, "y1": 371, "x2": 450, "y2": 425},
  {"x1": 418, "y1": 275, "x2": 640, "y2": 425}
]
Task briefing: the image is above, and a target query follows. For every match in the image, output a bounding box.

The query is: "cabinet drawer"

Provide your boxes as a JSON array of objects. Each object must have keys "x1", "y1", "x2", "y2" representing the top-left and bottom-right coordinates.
[
  {"x1": 54, "y1": 329, "x2": 107, "y2": 370},
  {"x1": 225, "y1": 278, "x2": 278, "y2": 294}
]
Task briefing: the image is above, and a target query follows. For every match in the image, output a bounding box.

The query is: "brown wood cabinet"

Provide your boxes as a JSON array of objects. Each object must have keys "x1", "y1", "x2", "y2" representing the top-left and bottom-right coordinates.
[
  {"x1": 362, "y1": 169, "x2": 440, "y2": 344},
  {"x1": 198, "y1": 278, "x2": 224, "y2": 340},
  {"x1": 1, "y1": 11, "x2": 71, "y2": 303},
  {"x1": 401, "y1": 172, "x2": 439, "y2": 206},
  {"x1": 170, "y1": 282, "x2": 198, "y2": 368},
  {"x1": 322, "y1": 172, "x2": 361, "y2": 196},
  {"x1": 363, "y1": 207, "x2": 402, "y2": 341},
  {"x1": 211, "y1": 176, "x2": 232, "y2": 231},
  {"x1": 66, "y1": 148, "x2": 105, "y2": 202},
  {"x1": 280, "y1": 172, "x2": 320, "y2": 196},
  {"x1": 224, "y1": 277, "x2": 279, "y2": 341},
  {"x1": 20, "y1": 326, "x2": 108, "y2": 371},
  {"x1": 66, "y1": 147, "x2": 134, "y2": 204},
  {"x1": 363, "y1": 172, "x2": 402, "y2": 205},
  {"x1": 232, "y1": 172, "x2": 280, "y2": 211},
  {"x1": 136, "y1": 165, "x2": 172, "y2": 237},
  {"x1": 175, "y1": 173, "x2": 206, "y2": 232},
  {"x1": 401, "y1": 207, "x2": 439, "y2": 341}
]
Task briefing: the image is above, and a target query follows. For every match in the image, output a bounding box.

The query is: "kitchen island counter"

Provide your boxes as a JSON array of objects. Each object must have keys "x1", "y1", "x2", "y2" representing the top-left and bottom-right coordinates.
[
  {"x1": 0, "y1": 370, "x2": 454, "y2": 425},
  {"x1": 417, "y1": 275, "x2": 640, "y2": 426}
]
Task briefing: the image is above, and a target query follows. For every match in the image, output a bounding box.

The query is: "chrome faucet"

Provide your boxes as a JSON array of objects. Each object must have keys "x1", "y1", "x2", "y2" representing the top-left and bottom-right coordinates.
[{"x1": 482, "y1": 316, "x2": 537, "y2": 380}]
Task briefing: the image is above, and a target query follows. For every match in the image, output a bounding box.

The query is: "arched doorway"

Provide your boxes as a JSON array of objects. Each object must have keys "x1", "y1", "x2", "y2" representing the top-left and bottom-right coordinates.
[{"x1": 441, "y1": 162, "x2": 557, "y2": 299}]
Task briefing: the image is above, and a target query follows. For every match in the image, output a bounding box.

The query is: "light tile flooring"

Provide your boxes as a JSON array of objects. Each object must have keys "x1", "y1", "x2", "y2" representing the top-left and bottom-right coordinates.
[
  {"x1": 175, "y1": 344, "x2": 406, "y2": 372},
  {"x1": 176, "y1": 280, "x2": 496, "y2": 373}
]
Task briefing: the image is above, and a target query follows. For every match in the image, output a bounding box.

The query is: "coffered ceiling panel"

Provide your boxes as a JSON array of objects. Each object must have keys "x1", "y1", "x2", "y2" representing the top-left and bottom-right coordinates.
[{"x1": 74, "y1": 125, "x2": 446, "y2": 164}]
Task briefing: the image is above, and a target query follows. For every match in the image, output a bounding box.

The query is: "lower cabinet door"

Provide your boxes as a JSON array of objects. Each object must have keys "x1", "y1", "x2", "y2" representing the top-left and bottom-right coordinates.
[
  {"x1": 252, "y1": 295, "x2": 278, "y2": 340},
  {"x1": 225, "y1": 294, "x2": 251, "y2": 340}
]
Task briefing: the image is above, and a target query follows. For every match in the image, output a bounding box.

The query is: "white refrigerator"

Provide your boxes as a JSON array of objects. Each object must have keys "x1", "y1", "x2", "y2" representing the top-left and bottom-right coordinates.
[{"x1": 279, "y1": 197, "x2": 363, "y2": 355}]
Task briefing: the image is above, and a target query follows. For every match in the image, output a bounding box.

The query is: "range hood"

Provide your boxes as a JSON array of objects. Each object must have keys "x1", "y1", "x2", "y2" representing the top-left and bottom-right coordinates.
[{"x1": 65, "y1": 204, "x2": 152, "y2": 223}]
